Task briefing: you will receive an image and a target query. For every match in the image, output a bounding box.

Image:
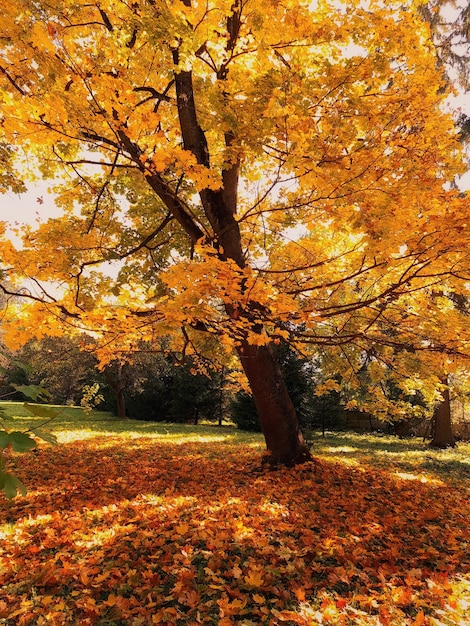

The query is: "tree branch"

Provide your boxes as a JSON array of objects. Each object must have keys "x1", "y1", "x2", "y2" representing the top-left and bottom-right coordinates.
[
  {"x1": 144, "y1": 171, "x2": 206, "y2": 243},
  {"x1": 0, "y1": 65, "x2": 25, "y2": 95},
  {"x1": 98, "y1": 8, "x2": 113, "y2": 31},
  {"x1": 0, "y1": 283, "x2": 80, "y2": 319},
  {"x1": 134, "y1": 85, "x2": 172, "y2": 103},
  {"x1": 172, "y1": 42, "x2": 244, "y2": 264}
]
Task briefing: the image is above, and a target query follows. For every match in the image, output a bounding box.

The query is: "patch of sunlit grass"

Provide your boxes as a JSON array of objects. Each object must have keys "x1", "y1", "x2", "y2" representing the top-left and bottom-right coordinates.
[
  {"x1": 317, "y1": 453, "x2": 361, "y2": 467},
  {"x1": 309, "y1": 431, "x2": 470, "y2": 484},
  {"x1": 54, "y1": 430, "x2": 239, "y2": 446},
  {"x1": 393, "y1": 471, "x2": 445, "y2": 485},
  {"x1": 325, "y1": 445, "x2": 359, "y2": 453}
]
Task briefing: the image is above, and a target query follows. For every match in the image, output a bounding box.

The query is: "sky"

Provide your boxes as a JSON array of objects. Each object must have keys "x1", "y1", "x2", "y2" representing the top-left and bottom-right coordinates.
[{"x1": 2, "y1": 181, "x2": 63, "y2": 228}]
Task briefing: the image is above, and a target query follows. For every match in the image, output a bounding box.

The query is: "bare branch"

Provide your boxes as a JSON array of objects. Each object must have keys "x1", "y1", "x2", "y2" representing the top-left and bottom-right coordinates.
[
  {"x1": 98, "y1": 8, "x2": 113, "y2": 31},
  {"x1": 134, "y1": 85, "x2": 172, "y2": 103},
  {"x1": 0, "y1": 283, "x2": 79, "y2": 319}
]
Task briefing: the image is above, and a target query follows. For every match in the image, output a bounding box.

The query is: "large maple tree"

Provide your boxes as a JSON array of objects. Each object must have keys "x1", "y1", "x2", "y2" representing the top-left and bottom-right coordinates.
[{"x1": 1, "y1": 0, "x2": 470, "y2": 463}]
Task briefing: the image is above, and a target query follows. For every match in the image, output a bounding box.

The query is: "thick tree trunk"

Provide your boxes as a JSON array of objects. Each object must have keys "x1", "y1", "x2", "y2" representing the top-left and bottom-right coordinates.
[
  {"x1": 430, "y1": 382, "x2": 456, "y2": 448},
  {"x1": 237, "y1": 341, "x2": 311, "y2": 465}
]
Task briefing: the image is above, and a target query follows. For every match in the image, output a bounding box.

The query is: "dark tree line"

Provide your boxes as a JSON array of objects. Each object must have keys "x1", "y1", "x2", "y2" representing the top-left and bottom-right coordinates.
[
  {"x1": 2, "y1": 335, "x2": 348, "y2": 430},
  {"x1": 0, "y1": 334, "x2": 461, "y2": 446},
  {"x1": 1, "y1": 336, "x2": 224, "y2": 424}
]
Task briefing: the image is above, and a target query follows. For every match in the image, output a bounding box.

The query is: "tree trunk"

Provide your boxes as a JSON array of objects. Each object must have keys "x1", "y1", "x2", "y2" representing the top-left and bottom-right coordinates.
[
  {"x1": 430, "y1": 381, "x2": 456, "y2": 448},
  {"x1": 218, "y1": 367, "x2": 225, "y2": 426},
  {"x1": 104, "y1": 361, "x2": 128, "y2": 420},
  {"x1": 237, "y1": 341, "x2": 311, "y2": 465},
  {"x1": 116, "y1": 388, "x2": 127, "y2": 420}
]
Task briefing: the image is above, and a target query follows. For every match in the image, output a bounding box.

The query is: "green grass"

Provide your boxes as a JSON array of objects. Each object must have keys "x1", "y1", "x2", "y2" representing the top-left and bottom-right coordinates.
[
  {"x1": 0, "y1": 401, "x2": 112, "y2": 425},
  {"x1": 2, "y1": 400, "x2": 469, "y2": 483},
  {"x1": 308, "y1": 430, "x2": 470, "y2": 484},
  {"x1": 0, "y1": 400, "x2": 263, "y2": 444}
]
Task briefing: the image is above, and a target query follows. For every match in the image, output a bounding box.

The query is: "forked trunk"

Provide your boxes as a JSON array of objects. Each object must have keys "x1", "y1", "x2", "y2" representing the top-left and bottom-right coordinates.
[
  {"x1": 237, "y1": 341, "x2": 312, "y2": 465},
  {"x1": 430, "y1": 383, "x2": 456, "y2": 448},
  {"x1": 161, "y1": 48, "x2": 311, "y2": 465}
]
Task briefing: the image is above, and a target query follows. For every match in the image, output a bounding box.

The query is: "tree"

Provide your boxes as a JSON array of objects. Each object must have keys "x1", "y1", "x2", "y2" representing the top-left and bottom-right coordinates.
[
  {"x1": 420, "y1": 1, "x2": 470, "y2": 149},
  {"x1": 167, "y1": 361, "x2": 224, "y2": 424},
  {"x1": 116, "y1": 350, "x2": 174, "y2": 422},
  {"x1": 103, "y1": 360, "x2": 130, "y2": 419},
  {"x1": 421, "y1": 1, "x2": 470, "y2": 89},
  {"x1": 230, "y1": 342, "x2": 331, "y2": 432},
  {"x1": 429, "y1": 376, "x2": 457, "y2": 448},
  {"x1": 1, "y1": 0, "x2": 470, "y2": 464},
  {"x1": 109, "y1": 349, "x2": 223, "y2": 424},
  {"x1": 12, "y1": 335, "x2": 100, "y2": 406}
]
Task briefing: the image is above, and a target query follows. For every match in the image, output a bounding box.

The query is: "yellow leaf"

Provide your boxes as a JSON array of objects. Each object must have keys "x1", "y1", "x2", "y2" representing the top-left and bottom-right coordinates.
[
  {"x1": 252, "y1": 593, "x2": 266, "y2": 604},
  {"x1": 244, "y1": 570, "x2": 264, "y2": 587}
]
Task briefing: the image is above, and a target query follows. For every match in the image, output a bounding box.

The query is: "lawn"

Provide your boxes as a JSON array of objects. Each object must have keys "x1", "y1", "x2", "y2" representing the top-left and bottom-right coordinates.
[{"x1": 0, "y1": 403, "x2": 469, "y2": 625}]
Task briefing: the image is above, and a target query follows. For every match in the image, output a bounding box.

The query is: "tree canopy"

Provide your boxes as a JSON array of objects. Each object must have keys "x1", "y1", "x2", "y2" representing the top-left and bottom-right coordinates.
[{"x1": 1, "y1": 0, "x2": 470, "y2": 461}]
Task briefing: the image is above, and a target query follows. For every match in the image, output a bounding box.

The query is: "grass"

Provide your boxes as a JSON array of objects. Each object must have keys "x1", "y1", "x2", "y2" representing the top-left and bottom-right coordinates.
[
  {"x1": 0, "y1": 402, "x2": 469, "y2": 625},
  {"x1": 0, "y1": 400, "x2": 261, "y2": 443},
  {"x1": 308, "y1": 431, "x2": 470, "y2": 484}
]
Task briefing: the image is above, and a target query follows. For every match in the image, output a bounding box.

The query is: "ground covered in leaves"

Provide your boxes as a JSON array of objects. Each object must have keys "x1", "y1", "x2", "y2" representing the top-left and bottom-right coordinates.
[{"x1": 0, "y1": 413, "x2": 469, "y2": 625}]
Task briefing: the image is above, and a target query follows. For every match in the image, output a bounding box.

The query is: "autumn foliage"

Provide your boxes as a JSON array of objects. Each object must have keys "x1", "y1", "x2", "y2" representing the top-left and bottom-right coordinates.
[
  {"x1": 1, "y1": 423, "x2": 469, "y2": 625},
  {"x1": 2, "y1": 0, "x2": 470, "y2": 460}
]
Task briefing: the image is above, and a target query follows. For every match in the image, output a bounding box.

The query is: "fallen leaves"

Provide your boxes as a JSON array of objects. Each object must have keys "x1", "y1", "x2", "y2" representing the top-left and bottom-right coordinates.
[{"x1": 0, "y1": 432, "x2": 469, "y2": 625}]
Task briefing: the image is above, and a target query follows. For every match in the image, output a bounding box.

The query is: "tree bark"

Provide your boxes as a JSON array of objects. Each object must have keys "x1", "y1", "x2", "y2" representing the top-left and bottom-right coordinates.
[
  {"x1": 104, "y1": 361, "x2": 128, "y2": 420},
  {"x1": 115, "y1": 388, "x2": 127, "y2": 421},
  {"x1": 430, "y1": 380, "x2": 456, "y2": 448},
  {"x1": 237, "y1": 341, "x2": 311, "y2": 465}
]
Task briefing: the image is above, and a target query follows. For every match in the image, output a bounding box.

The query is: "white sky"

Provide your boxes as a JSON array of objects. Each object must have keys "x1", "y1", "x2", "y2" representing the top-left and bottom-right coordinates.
[{"x1": 1, "y1": 181, "x2": 62, "y2": 228}]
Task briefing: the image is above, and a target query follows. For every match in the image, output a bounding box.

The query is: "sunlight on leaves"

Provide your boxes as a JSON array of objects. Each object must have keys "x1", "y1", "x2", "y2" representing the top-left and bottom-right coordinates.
[{"x1": 0, "y1": 424, "x2": 469, "y2": 625}]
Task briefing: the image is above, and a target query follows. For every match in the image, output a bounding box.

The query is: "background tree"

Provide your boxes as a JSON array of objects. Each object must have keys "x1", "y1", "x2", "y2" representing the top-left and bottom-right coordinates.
[
  {"x1": 109, "y1": 349, "x2": 224, "y2": 424},
  {"x1": 115, "y1": 350, "x2": 174, "y2": 422},
  {"x1": 421, "y1": 1, "x2": 470, "y2": 87},
  {"x1": 11, "y1": 336, "x2": 99, "y2": 406},
  {"x1": 1, "y1": 0, "x2": 470, "y2": 464},
  {"x1": 7, "y1": 335, "x2": 226, "y2": 424},
  {"x1": 166, "y1": 362, "x2": 224, "y2": 425},
  {"x1": 421, "y1": 1, "x2": 470, "y2": 144},
  {"x1": 102, "y1": 359, "x2": 130, "y2": 419},
  {"x1": 430, "y1": 377, "x2": 456, "y2": 448}
]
